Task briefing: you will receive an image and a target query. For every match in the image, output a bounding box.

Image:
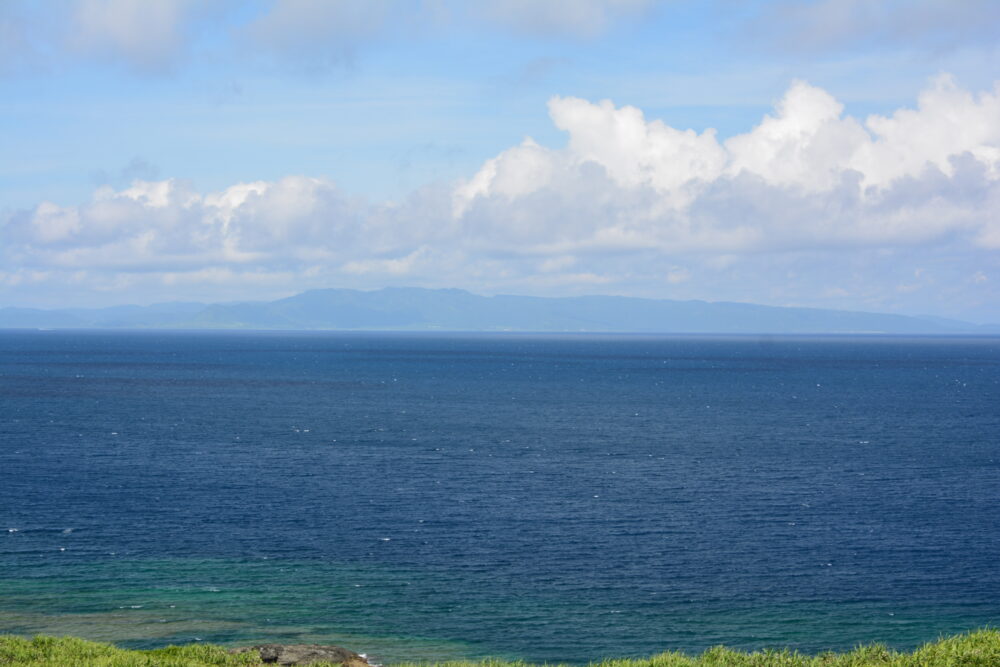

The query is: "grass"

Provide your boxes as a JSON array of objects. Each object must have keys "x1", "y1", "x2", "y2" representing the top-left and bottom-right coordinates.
[{"x1": 1, "y1": 630, "x2": 999, "y2": 666}]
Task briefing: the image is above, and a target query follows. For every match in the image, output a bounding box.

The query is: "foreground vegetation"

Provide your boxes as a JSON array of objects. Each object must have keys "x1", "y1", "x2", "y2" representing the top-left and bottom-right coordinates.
[{"x1": 2, "y1": 630, "x2": 1000, "y2": 667}]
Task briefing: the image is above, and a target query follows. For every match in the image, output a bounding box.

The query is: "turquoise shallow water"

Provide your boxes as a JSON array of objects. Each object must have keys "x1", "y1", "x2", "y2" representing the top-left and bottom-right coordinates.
[
  {"x1": 1, "y1": 558, "x2": 475, "y2": 662},
  {"x1": 3, "y1": 556, "x2": 996, "y2": 664},
  {"x1": 2, "y1": 332, "x2": 999, "y2": 662}
]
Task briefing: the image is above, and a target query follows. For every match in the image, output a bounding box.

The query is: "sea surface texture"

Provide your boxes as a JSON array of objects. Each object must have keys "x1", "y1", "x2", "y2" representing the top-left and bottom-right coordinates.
[{"x1": 1, "y1": 331, "x2": 998, "y2": 663}]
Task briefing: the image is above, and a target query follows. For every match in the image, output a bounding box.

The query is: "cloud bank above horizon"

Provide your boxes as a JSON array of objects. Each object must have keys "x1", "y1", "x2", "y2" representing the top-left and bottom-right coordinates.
[
  {"x1": 2, "y1": 1, "x2": 999, "y2": 321},
  {"x1": 3, "y1": 75, "x2": 999, "y2": 321}
]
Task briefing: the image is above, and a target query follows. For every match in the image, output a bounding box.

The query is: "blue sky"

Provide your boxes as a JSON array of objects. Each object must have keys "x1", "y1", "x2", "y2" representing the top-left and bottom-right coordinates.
[{"x1": 2, "y1": 0, "x2": 999, "y2": 322}]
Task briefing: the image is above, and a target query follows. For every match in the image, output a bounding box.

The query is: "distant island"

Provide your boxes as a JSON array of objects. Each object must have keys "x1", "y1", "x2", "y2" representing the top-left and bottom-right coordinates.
[{"x1": 1, "y1": 287, "x2": 997, "y2": 334}]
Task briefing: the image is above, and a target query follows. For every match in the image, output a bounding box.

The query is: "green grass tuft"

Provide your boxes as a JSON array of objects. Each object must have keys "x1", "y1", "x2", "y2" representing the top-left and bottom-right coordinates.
[
  {"x1": 1, "y1": 629, "x2": 998, "y2": 666},
  {"x1": 0, "y1": 635, "x2": 274, "y2": 666}
]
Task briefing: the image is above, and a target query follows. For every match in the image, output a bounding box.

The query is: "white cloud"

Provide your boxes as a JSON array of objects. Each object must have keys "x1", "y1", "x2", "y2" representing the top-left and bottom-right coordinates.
[
  {"x1": 3, "y1": 176, "x2": 362, "y2": 273},
  {"x1": 341, "y1": 247, "x2": 429, "y2": 276},
  {"x1": 857, "y1": 75, "x2": 1000, "y2": 185},
  {"x1": 454, "y1": 76, "x2": 1000, "y2": 255},
  {"x1": 68, "y1": 0, "x2": 206, "y2": 72},
  {"x1": 2, "y1": 77, "x2": 999, "y2": 319},
  {"x1": 723, "y1": 80, "x2": 866, "y2": 190},
  {"x1": 28, "y1": 202, "x2": 82, "y2": 244},
  {"x1": 665, "y1": 267, "x2": 689, "y2": 284},
  {"x1": 550, "y1": 95, "x2": 726, "y2": 195}
]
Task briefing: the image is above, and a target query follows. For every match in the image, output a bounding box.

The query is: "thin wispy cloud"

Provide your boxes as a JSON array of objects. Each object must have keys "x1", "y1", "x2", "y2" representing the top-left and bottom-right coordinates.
[
  {"x1": 752, "y1": 0, "x2": 1000, "y2": 55},
  {"x1": 240, "y1": 0, "x2": 392, "y2": 72},
  {"x1": 476, "y1": 0, "x2": 655, "y2": 38},
  {"x1": 0, "y1": 0, "x2": 663, "y2": 76},
  {"x1": 67, "y1": 0, "x2": 203, "y2": 73},
  {"x1": 3, "y1": 1, "x2": 997, "y2": 77}
]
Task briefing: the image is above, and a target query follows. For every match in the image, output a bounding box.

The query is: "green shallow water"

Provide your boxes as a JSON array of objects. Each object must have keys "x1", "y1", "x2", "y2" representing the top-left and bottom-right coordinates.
[
  {"x1": 1, "y1": 556, "x2": 995, "y2": 664},
  {"x1": 1, "y1": 558, "x2": 475, "y2": 663}
]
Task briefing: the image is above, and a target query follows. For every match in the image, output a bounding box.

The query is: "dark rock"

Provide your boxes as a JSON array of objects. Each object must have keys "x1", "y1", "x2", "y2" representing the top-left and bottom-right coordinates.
[{"x1": 230, "y1": 643, "x2": 370, "y2": 666}]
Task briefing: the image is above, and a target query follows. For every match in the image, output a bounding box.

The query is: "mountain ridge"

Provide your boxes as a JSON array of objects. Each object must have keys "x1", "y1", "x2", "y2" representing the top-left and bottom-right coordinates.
[{"x1": 1, "y1": 287, "x2": 996, "y2": 334}]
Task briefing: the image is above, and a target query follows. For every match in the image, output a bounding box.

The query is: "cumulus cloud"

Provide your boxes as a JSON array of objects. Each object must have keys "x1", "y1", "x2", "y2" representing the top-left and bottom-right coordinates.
[
  {"x1": 2, "y1": 77, "x2": 998, "y2": 318},
  {"x1": 453, "y1": 76, "x2": 1000, "y2": 254}
]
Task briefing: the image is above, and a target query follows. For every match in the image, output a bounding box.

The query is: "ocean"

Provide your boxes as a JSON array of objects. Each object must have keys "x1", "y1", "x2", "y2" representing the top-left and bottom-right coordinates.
[{"x1": 1, "y1": 330, "x2": 998, "y2": 663}]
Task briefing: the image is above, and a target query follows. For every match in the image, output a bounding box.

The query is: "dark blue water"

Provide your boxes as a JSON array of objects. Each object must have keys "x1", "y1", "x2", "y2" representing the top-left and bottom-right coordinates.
[{"x1": 1, "y1": 331, "x2": 998, "y2": 663}]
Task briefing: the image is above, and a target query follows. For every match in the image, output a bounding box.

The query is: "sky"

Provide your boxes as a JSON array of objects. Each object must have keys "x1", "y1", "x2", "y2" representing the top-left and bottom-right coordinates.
[{"x1": 1, "y1": 0, "x2": 999, "y2": 322}]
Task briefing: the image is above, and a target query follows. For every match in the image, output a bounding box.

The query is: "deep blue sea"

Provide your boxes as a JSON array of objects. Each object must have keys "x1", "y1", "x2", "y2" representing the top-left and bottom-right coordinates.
[{"x1": 1, "y1": 331, "x2": 999, "y2": 663}]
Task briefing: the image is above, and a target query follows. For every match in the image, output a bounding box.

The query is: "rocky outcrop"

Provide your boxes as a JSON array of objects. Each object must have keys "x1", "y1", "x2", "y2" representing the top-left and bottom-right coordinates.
[{"x1": 230, "y1": 643, "x2": 371, "y2": 666}]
